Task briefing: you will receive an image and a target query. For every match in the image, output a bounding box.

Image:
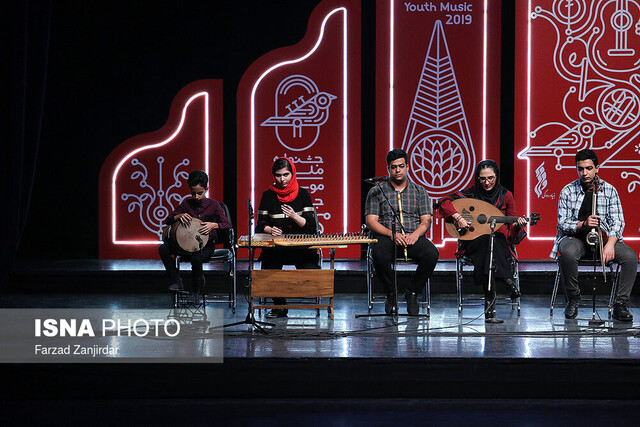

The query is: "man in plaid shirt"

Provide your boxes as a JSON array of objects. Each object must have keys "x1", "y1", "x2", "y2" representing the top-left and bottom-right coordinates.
[
  {"x1": 552, "y1": 149, "x2": 636, "y2": 321},
  {"x1": 365, "y1": 148, "x2": 439, "y2": 315}
]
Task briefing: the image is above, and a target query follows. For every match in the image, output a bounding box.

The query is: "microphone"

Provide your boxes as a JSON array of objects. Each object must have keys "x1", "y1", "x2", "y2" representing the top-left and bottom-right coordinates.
[
  {"x1": 364, "y1": 176, "x2": 390, "y2": 184},
  {"x1": 248, "y1": 198, "x2": 254, "y2": 219},
  {"x1": 195, "y1": 234, "x2": 203, "y2": 250}
]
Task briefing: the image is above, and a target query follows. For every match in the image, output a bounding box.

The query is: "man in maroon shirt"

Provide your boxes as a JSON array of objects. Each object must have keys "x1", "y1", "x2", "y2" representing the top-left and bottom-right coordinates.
[{"x1": 158, "y1": 170, "x2": 230, "y2": 301}]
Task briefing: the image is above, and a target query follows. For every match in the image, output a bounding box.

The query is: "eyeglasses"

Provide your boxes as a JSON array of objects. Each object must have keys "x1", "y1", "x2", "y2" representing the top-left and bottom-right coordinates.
[{"x1": 479, "y1": 176, "x2": 496, "y2": 182}]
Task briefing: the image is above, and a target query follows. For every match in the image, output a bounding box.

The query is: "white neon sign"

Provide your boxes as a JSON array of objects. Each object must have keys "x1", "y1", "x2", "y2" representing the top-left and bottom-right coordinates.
[
  {"x1": 111, "y1": 92, "x2": 210, "y2": 245},
  {"x1": 389, "y1": 0, "x2": 491, "y2": 247},
  {"x1": 250, "y1": 7, "x2": 349, "y2": 233}
]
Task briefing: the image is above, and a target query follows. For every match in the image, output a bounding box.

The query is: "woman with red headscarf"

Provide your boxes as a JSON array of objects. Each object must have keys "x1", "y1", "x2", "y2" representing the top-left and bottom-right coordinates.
[{"x1": 256, "y1": 157, "x2": 319, "y2": 318}]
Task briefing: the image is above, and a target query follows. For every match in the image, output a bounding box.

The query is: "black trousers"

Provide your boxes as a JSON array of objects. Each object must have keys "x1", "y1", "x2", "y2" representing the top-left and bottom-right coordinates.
[
  {"x1": 158, "y1": 242, "x2": 215, "y2": 293},
  {"x1": 460, "y1": 234, "x2": 514, "y2": 299},
  {"x1": 371, "y1": 235, "x2": 439, "y2": 295},
  {"x1": 260, "y1": 248, "x2": 320, "y2": 305},
  {"x1": 558, "y1": 237, "x2": 637, "y2": 304}
]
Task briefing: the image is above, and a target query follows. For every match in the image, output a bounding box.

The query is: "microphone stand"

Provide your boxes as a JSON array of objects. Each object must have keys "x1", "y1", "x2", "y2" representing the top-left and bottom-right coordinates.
[
  {"x1": 356, "y1": 180, "x2": 430, "y2": 323},
  {"x1": 586, "y1": 180, "x2": 606, "y2": 327},
  {"x1": 484, "y1": 219, "x2": 503, "y2": 323},
  {"x1": 214, "y1": 199, "x2": 274, "y2": 334}
]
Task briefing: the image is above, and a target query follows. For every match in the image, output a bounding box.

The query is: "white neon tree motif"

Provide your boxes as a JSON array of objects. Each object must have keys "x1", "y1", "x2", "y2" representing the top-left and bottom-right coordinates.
[
  {"x1": 401, "y1": 20, "x2": 476, "y2": 198},
  {"x1": 120, "y1": 156, "x2": 191, "y2": 239}
]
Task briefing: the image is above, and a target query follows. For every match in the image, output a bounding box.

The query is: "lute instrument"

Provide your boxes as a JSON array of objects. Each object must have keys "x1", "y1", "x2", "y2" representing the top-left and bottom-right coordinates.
[{"x1": 444, "y1": 198, "x2": 540, "y2": 240}]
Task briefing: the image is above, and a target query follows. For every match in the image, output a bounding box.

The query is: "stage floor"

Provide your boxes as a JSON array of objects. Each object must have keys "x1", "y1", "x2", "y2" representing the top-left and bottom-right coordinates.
[{"x1": 1, "y1": 292, "x2": 638, "y2": 360}]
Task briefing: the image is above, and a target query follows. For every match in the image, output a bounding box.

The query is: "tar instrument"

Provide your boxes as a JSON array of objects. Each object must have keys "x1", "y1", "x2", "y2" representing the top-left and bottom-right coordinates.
[
  {"x1": 238, "y1": 232, "x2": 377, "y2": 247},
  {"x1": 162, "y1": 219, "x2": 209, "y2": 255},
  {"x1": 586, "y1": 177, "x2": 607, "y2": 281},
  {"x1": 444, "y1": 198, "x2": 540, "y2": 241}
]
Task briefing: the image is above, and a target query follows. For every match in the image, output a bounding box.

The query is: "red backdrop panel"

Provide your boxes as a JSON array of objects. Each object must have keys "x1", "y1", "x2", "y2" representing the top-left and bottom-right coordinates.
[
  {"x1": 237, "y1": 0, "x2": 361, "y2": 258},
  {"x1": 99, "y1": 80, "x2": 223, "y2": 259},
  {"x1": 515, "y1": 0, "x2": 640, "y2": 259},
  {"x1": 376, "y1": 0, "x2": 502, "y2": 258}
]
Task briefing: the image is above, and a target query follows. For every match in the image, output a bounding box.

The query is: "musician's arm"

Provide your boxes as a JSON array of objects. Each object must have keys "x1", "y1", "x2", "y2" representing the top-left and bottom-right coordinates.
[
  {"x1": 366, "y1": 214, "x2": 407, "y2": 246},
  {"x1": 602, "y1": 185, "x2": 624, "y2": 263},
  {"x1": 405, "y1": 214, "x2": 431, "y2": 245},
  {"x1": 557, "y1": 186, "x2": 580, "y2": 233},
  {"x1": 406, "y1": 185, "x2": 432, "y2": 245},
  {"x1": 166, "y1": 204, "x2": 190, "y2": 225},
  {"x1": 366, "y1": 214, "x2": 391, "y2": 238},
  {"x1": 504, "y1": 191, "x2": 527, "y2": 244},
  {"x1": 298, "y1": 189, "x2": 317, "y2": 234},
  {"x1": 214, "y1": 202, "x2": 231, "y2": 230},
  {"x1": 255, "y1": 192, "x2": 272, "y2": 234}
]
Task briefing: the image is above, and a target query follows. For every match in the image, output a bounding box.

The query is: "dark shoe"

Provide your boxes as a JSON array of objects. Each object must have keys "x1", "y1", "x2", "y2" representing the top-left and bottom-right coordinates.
[
  {"x1": 168, "y1": 281, "x2": 184, "y2": 292},
  {"x1": 565, "y1": 297, "x2": 580, "y2": 319},
  {"x1": 484, "y1": 301, "x2": 503, "y2": 324},
  {"x1": 266, "y1": 309, "x2": 288, "y2": 318},
  {"x1": 405, "y1": 290, "x2": 419, "y2": 315},
  {"x1": 385, "y1": 293, "x2": 397, "y2": 315},
  {"x1": 506, "y1": 279, "x2": 521, "y2": 300},
  {"x1": 612, "y1": 303, "x2": 633, "y2": 322}
]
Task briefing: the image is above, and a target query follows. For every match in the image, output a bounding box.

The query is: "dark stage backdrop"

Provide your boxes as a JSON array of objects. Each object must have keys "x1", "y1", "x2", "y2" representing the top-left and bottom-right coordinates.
[{"x1": 13, "y1": 0, "x2": 515, "y2": 261}]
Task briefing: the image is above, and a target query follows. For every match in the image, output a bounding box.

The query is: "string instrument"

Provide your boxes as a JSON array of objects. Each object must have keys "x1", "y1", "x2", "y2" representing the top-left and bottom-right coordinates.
[
  {"x1": 238, "y1": 232, "x2": 377, "y2": 247},
  {"x1": 162, "y1": 220, "x2": 209, "y2": 255},
  {"x1": 444, "y1": 198, "x2": 540, "y2": 241},
  {"x1": 586, "y1": 177, "x2": 607, "y2": 281}
]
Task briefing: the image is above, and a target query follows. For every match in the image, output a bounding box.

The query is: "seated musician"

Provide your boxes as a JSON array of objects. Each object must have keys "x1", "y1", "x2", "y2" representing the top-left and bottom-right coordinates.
[
  {"x1": 256, "y1": 157, "x2": 319, "y2": 318},
  {"x1": 551, "y1": 149, "x2": 636, "y2": 321},
  {"x1": 436, "y1": 160, "x2": 527, "y2": 323},
  {"x1": 158, "y1": 170, "x2": 230, "y2": 302},
  {"x1": 365, "y1": 148, "x2": 439, "y2": 315}
]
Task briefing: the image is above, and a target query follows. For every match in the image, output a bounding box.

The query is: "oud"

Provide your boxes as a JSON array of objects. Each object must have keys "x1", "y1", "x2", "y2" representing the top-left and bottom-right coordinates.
[{"x1": 444, "y1": 198, "x2": 540, "y2": 240}]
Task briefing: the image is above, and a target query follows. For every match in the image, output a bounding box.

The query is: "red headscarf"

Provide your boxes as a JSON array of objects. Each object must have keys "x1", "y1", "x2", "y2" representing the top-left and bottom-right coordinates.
[{"x1": 270, "y1": 157, "x2": 299, "y2": 203}]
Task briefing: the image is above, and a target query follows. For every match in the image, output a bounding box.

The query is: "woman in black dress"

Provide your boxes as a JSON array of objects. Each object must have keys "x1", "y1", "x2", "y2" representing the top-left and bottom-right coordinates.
[
  {"x1": 436, "y1": 160, "x2": 527, "y2": 323},
  {"x1": 256, "y1": 157, "x2": 319, "y2": 318}
]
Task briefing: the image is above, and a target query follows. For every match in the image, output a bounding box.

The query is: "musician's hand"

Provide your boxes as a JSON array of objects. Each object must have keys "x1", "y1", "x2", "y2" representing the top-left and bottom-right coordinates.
[
  {"x1": 198, "y1": 222, "x2": 217, "y2": 235},
  {"x1": 603, "y1": 241, "x2": 616, "y2": 263},
  {"x1": 266, "y1": 226, "x2": 282, "y2": 236},
  {"x1": 393, "y1": 233, "x2": 408, "y2": 247},
  {"x1": 281, "y1": 205, "x2": 297, "y2": 220},
  {"x1": 456, "y1": 217, "x2": 470, "y2": 229},
  {"x1": 516, "y1": 217, "x2": 527, "y2": 228},
  {"x1": 177, "y1": 213, "x2": 193, "y2": 226},
  {"x1": 585, "y1": 215, "x2": 600, "y2": 228},
  {"x1": 405, "y1": 232, "x2": 420, "y2": 246},
  {"x1": 453, "y1": 213, "x2": 469, "y2": 229}
]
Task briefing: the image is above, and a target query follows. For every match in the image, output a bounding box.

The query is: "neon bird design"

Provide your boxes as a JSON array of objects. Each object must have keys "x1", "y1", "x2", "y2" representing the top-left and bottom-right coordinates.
[{"x1": 261, "y1": 74, "x2": 337, "y2": 151}]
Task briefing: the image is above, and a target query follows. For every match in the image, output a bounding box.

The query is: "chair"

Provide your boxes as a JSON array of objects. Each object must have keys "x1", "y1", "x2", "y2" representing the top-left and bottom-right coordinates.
[
  {"x1": 549, "y1": 257, "x2": 619, "y2": 317},
  {"x1": 175, "y1": 202, "x2": 237, "y2": 312},
  {"x1": 364, "y1": 228, "x2": 431, "y2": 316},
  {"x1": 456, "y1": 249, "x2": 521, "y2": 316}
]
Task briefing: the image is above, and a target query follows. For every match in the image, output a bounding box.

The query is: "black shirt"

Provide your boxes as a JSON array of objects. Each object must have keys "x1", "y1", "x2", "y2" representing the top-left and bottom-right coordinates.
[{"x1": 256, "y1": 188, "x2": 317, "y2": 235}]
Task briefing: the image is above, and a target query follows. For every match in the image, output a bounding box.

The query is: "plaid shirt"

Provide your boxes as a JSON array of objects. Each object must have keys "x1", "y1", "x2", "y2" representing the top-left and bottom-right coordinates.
[
  {"x1": 550, "y1": 178, "x2": 625, "y2": 258},
  {"x1": 365, "y1": 179, "x2": 432, "y2": 234}
]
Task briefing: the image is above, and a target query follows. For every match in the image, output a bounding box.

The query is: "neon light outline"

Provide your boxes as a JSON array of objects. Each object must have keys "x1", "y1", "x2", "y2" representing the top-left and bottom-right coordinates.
[
  {"x1": 516, "y1": 1, "x2": 639, "y2": 243},
  {"x1": 111, "y1": 92, "x2": 210, "y2": 245},
  {"x1": 250, "y1": 7, "x2": 348, "y2": 233},
  {"x1": 388, "y1": 0, "x2": 491, "y2": 247}
]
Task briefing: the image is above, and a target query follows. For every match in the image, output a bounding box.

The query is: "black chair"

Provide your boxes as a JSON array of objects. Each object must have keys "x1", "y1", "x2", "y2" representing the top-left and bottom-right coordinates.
[
  {"x1": 455, "y1": 247, "x2": 521, "y2": 316},
  {"x1": 550, "y1": 257, "x2": 619, "y2": 317},
  {"x1": 175, "y1": 202, "x2": 237, "y2": 312},
  {"x1": 364, "y1": 227, "x2": 431, "y2": 316}
]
